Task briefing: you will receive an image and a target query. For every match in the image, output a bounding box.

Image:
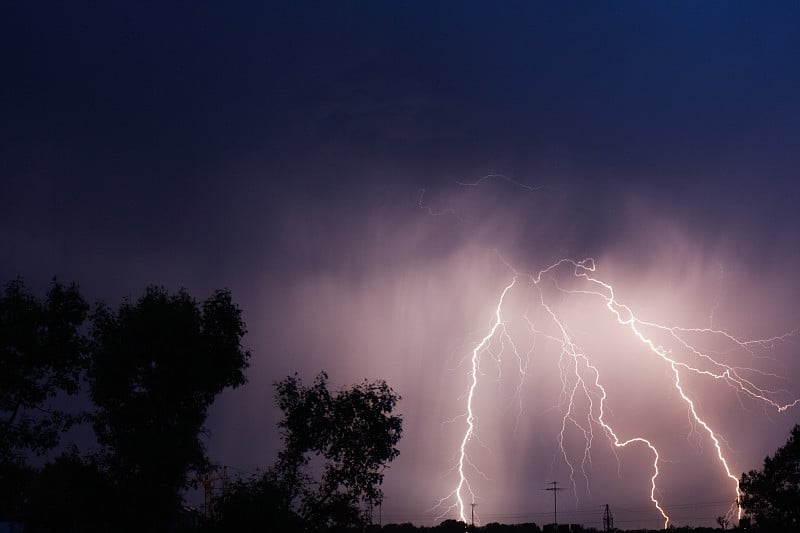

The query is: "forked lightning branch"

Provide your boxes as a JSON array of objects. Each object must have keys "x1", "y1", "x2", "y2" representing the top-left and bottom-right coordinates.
[{"x1": 434, "y1": 254, "x2": 797, "y2": 529}]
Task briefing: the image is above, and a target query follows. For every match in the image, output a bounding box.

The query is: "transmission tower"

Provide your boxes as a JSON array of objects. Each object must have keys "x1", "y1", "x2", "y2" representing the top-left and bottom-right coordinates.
[
  {"x1": 603, "y1": 503, "x2": 614, "y2": 532},
  {"x1": 543, "y1": 481, "x2": 565, "y2": 526},
  {"x1": 199, "y1": 465, "x2": 228, "y2": 519}
]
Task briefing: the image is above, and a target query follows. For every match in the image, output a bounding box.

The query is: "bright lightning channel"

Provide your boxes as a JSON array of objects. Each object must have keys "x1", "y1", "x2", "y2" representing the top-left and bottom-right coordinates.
[{"x1": 443, "y1": 256, "x2": 797, "y2": 529}]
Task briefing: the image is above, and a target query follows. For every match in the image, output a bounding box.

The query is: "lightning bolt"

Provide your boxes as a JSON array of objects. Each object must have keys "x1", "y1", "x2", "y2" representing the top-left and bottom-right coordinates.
[{"x1": 444, "y1": 255, "x2": 797, "y2": 529}]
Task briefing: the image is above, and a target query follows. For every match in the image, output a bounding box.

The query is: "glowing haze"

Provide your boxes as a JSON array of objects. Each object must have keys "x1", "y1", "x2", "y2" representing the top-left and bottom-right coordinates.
[
  {"x1": 226, "y1": 183, "x2": 799, "y2": 529},
  {"x1": 431, "y1": 222, "x2": 797, "y2": 528}
]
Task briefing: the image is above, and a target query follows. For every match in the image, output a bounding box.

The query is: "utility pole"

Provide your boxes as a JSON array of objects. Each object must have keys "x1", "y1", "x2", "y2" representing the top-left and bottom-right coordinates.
[
  {"x1": 543, "y1": 481, "x2": 565, "y2": 526},
  {"x1": 603, "y1": 503, "x2": 614, "y2": 532},
  {"x1": 471, "y1": 502, "x2": 477, "y2": 530}
]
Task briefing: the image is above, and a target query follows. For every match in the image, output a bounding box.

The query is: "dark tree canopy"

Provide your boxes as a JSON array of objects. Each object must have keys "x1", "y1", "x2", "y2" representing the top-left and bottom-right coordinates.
[
  {"x1": 88, "y1": 286, "x2": 250, "y2": 531},
  {"x1": 215, "y1": 372, "x2": 402, "y2": 531},
  {"x1": 23, "y1": 450, "x2": 114, "y2": 533},
  {"x1": 0, "y1": 278, "x2": 88, "y2": 464},
  {"x1": 275, "y1": 372, "x2": 403, "y2": 528},
  {"x1": 740, "y1": 424, "x2": 800, "y2": 532},
  {"x1": 210, "y1": 470, "x2": 303, "y2": 532}
]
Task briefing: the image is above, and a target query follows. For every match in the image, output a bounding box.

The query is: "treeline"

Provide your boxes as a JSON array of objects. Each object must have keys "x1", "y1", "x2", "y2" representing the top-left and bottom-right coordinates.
[
  {"x1": 1, "y1": 278, "x2": 404, "y2": 533},
  {"x1": 378, "y1": 524, "x2": 728, "y2": 533},
  {"x1": 383, "y1": 521, "x2": 545, "y2": 532},
  {"x1": 291, "y1": 521, "x2": 728, "y2": 533},
  {"x1": 1, "y1": 279, "x2": 250, "y2": 532}
]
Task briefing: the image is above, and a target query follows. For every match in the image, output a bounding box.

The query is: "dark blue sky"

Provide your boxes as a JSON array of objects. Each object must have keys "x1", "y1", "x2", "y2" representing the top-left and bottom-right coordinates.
[
  {"x1": 3, "y1": 2, "x2": 800, "y2": 528},
  {"x1": 4, "y1": 3, "x2": 799, "y2": 245}
]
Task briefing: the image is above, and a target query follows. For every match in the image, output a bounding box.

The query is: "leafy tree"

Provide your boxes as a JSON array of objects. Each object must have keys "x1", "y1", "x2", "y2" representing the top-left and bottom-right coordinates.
[
  {"x1": 436, "y1": 519, "x2": 468, "y2": 532},
  {"x1": 24, "y1": 450, "x2": 114, "y2": 532},
  {"x1": 0, "y1": 278, "x2": 88, "y2": 464},
  {"x1": 0, "y1": 460, "x2": 34, "y2": 521},
  {"x1": 739, "y1": 424, "x2": 800, "y2": 532},
  {"x1": 269, "y1": 371, "x2": 403, "y2": 530},
  {"x1": 210, "y1": 470, "x2": 303, "y2": 531},
  {"x1": 88, "y1": 286, "x2": 250, "y2": 532},
  {"x1": 382, "y1": 522, "x2": 419, "y2": 533}
]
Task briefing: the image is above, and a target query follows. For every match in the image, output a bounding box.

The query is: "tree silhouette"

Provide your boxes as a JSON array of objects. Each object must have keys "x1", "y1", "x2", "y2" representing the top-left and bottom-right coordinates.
[
  {"x1": 266, "y1": 372, "x2": 402, "y2": 530},
  {"x1": 209, "y1": 470, "x2": 303, "y2": 531},
  {"x1": 0, "y1": 278, "x2": 88, "y2": 464},
  {"x1": 89, "y1": 286, "x2": 250, "y2": 532},
  {"x1": 739, "y1": 424, "x2": 800, "y2": 532},
  {"x1": 436, "y1": 519, "x2": 469, "y2": 532},
  {"x1": 23, "y1": 450, "x2": 114, "y2": 532}
]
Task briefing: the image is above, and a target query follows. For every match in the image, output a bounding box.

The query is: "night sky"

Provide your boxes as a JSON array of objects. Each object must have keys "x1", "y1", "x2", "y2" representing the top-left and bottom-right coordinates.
[{"x1": 3, "y1": 2, "x2": 800, "y2": 529}]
